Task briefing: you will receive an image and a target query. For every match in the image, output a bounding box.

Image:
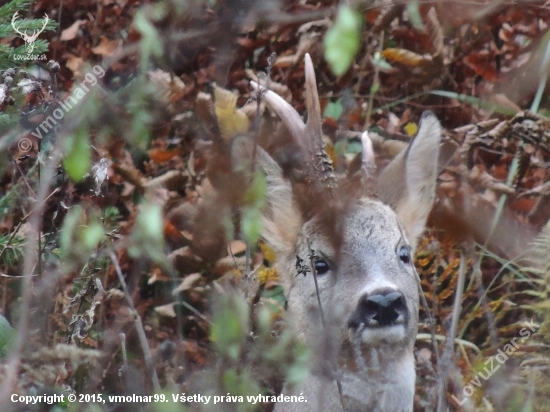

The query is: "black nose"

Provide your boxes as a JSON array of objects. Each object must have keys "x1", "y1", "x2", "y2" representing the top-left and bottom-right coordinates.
[{"x1": 348, "y1": 289, "x2": 408, "y2": 329}]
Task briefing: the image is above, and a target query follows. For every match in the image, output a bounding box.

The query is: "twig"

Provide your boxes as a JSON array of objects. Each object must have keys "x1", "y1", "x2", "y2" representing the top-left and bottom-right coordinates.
[
  {"x1": 305, "y1": 237, "x2": 346, "y2": 411},
  {"x1": 306, "y1": 238, "x2": 326, "y2": 326},
  {"x1": 437, "y1": 251, "x2": 468, "y2": 412},
  {"x1": 110, "y1": 252, "x2": 161, "y2": 392},
  {"x1": 0, "y1": 139, "x2": 64, "y2": 403},
  {"x1": 363, "y1": 31, "x2": 384, "y2": 129}
]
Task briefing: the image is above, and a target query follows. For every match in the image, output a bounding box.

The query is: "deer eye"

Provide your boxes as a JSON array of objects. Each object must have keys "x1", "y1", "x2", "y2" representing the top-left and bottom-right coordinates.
[
  {"x1": 314, "y1": 259, "x2": 330, "y2": 275},
  {"x1": 398, "y1": 245, "x2": 411, "y2": 264}
]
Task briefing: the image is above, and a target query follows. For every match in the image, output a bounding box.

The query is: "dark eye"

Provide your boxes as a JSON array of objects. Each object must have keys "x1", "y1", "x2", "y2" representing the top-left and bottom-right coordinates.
[
  {"x1": 314, "y1": 259, "x2": 330, "y2": 275},
  {"x1": 398, "y1": 245, "x2": 411, "y2": 264}
]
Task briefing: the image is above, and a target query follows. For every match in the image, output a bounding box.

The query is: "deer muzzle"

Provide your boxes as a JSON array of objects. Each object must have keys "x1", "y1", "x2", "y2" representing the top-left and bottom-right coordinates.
[{"x1": 348, "y1": 288, "x2": 409, "y2": 332}]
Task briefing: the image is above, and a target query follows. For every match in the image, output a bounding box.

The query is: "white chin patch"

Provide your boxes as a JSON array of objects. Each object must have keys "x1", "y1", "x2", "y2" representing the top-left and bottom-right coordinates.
[{"x1": 355, "y1": 324, "x2": 406, "y2": 344}]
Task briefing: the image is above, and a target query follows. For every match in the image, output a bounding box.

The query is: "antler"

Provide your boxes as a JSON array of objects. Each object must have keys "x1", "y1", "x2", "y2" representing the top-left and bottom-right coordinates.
[
  {"x1": 251, "y1": 53, "x2": 337, "y2": 194},
  {"x1": 35, "y1": 14, "x2": 49, "y2": 39},
  {"x1": 361, "y1": 131, "x2": 376, "y2": 178},
  {"x1": 11, "y1": 12, "x2": 25, "y2": 37}
]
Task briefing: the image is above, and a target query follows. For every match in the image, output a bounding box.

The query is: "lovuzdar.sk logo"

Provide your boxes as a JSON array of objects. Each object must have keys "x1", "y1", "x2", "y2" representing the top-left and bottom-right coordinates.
[{"x1": 11, "y1": 11, "x2": 49, "y2": 60}]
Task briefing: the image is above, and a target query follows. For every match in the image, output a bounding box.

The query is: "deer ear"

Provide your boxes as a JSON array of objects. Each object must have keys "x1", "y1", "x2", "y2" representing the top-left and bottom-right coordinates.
[
  {"x1": 377, "y1": 111, "x2": 441, "y2": 247},
  {"x1": 231, "y1": 137, "x2": 302, "y2": 256}
]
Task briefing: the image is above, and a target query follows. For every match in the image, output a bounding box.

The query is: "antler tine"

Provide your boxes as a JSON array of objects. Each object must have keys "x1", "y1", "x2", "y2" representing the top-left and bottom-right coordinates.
[
  {"x1": 303, "y1": 53, "x2": 337, "y2": 192},
  {"x1": 40, "y1": 14, "x2": 49, "y2": 32},
  {"x1": 250, "y1": 80, "x2": 307, "y2": 155},
  {"x1": 11, "y1": 12, "x2": 24, "y2": 36},
  {"x1": 360, "y1": 131, "x2": 377, "y2": 192},
  {"x1": 250, "y1": 54, "x2": 336, "y2": 193},
  {"x1": 303, "y1": 53, "x2": 323, "y2": 148}
]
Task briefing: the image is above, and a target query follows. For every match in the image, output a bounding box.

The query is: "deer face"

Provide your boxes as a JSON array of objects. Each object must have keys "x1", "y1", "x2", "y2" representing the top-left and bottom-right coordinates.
[
  {"x1": 233, "y1": 53, "x2": 440, "y2": 411},
  {"x1": 284, "y1": 199, "x2": 420, "y2": 359}
]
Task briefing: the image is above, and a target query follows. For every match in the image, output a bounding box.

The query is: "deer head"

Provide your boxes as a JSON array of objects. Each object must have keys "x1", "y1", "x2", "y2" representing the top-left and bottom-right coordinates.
[
  {"x1": 233, "y1": 53, "x2": 441, "y2": 411},
  {"x1": 11, "y1": 12, "x2": 49, "y2": 54}
]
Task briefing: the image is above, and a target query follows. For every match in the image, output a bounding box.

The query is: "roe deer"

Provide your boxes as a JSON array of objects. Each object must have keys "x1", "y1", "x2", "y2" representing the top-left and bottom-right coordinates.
[{"x1": 234, "y1": 54, "x2": 441, "y2": 412}]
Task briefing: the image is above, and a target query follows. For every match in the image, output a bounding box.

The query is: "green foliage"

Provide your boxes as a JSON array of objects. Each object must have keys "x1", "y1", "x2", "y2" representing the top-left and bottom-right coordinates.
[
  {"x1": 134, "y1": 9, "x2": 164, "y2": 74},
  {"x1": 206, "y1": 291, "x2": 310, "y2": 409},
  {"x1": 0, "y1": 232, "x2": 25, "y2": 267},
  {"x1": 210, "y1": 293, "x2": 249, "y2": 360},
  {"x1": 371, "y1": 51, "x2": 392, "y2": 71},
  {"x1": 323, "y1": 99, "x2": 344, "y2": 120},
  {"x1": 406, "y1": 0, "x2": 425, "y2": 30},
  {"x1": 131, "y1": 202, "x2": 164, "y2": 249},
  {"x1": 62, "y1": 127, "x2": 92, "y2": 182},
  {"x1": 128, "y1": 201, "x2": 173, "y2": 274},
  {"x1": 323, "y1": 5, "x2": 363, "y2": 76},
  {"x1": 0, "y1": 314, "x2": 16, "y2": 358},
  {"x1": 103, "y1": 206, "x2": 122, "y2": 232},
  {"x1": 241, "y1": 172, "x2": 266, "y2": 245},
  {"x1": 60, "y1": 205, "x2": 106, "y2": 266}
]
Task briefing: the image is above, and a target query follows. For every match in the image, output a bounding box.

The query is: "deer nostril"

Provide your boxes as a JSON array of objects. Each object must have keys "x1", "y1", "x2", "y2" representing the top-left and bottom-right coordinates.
[{"x1": 349, "y1": 289, "x2": 408, "y2": 329}]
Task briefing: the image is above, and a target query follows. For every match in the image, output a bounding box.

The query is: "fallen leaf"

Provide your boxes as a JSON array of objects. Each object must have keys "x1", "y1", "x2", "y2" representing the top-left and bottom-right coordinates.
[
  {"x1": 228, "y1": 240, "x2": 247, "y2": 256},
  {"x1": 60, "y1": 20, "x2": 86, "y2": 41},
  {"x1": 91, "y1": 36, "x2": 123, "y2": 57},
  {"x1": 213, "y1": 84, "x2": 249, "y2": 141},
  {"x1": 382, "y1": 48, "x2": 432, "y2": 67},
  {"x1": 65, "y1": 54, "x2": 85, "y2": 76},
  {"x1": 155, "y1": 303, "x2": 176, "y2": 318},
  {"x1": 173, "y1": 273, "x2": 202, "y2": 294},
  {"x1": 148, "y1": 69, "x2": 186, "y2": 103},
  {"x1": 147, "y1": 148, "x2": 184, "y2": 164}
]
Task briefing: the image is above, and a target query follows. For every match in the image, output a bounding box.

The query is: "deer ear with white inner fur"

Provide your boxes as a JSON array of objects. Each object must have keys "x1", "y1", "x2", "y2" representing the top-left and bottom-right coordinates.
[{"x1": 377, "y1": 111, "x2": 441, "y2": 247}]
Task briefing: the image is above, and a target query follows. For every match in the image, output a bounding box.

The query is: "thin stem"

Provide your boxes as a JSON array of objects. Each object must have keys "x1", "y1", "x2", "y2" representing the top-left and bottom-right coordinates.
[{"x1": 110, "y1": 252, "x2": 161, "y2": 392}]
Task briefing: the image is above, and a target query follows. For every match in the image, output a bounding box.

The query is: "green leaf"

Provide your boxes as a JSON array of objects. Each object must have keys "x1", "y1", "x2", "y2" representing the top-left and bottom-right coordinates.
[
  {"x1": 242, "y1": 206, "x2": 262, "y2": 245},
  {"x1": 135, "y1": 202, "x2": 164, "y2": 246},
  {"x1": 0, "y1": 314, "x2": 16, "y2": 358},
  {"x1": 372, "y1": 51, "x2": 393, "y2": 71},
  {"x1": 243, "y1": 172, "x2": 266, "y2": 207},
  {"x1": 323, "y1": 100, "x2": 344, "y2": 120},
  {"x1": 324, "y1": 5, "x2": 363, "y2": 76},
  {"x1": 63, "y1": 128, "x2": 91, "y2": 182},
  {"x1": 242, "y1": 172, "x2": 266, "y2": 244},
  {"x1": 406, "y1": 0, "x2": 425, "y2": 30},
  {"x1": 210, "y1": 294, "x2": 249, "y2": 360},
  {"x1": 60, "y1": 205, "x2": 85, "y2": 257},
  {"x1": 82, "y1": 223, "x2": 105, "y2": 250},
  {"x1": 134, "y1": 10, "x2": 163, "y2": 72}
]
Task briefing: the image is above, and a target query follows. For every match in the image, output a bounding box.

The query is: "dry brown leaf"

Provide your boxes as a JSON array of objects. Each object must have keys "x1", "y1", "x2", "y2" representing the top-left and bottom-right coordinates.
[
  {"x1": 228, "y1": 240, "x2": 247, "y2": 255},
  {"x1": 91, "y1": 36, "x2": 123, "y2": 57},
  {"x1": 173, "y1": 273, "x2": 202, "y2": 295},
  {"x1": 147, "y1": 70, "x2": 186, "y2": 103},
  {"x1": 213, "y1": 84, "x2": 249, "y2": 141},
  {"x1": 60, "y1": 20, "x2": 86, "y2": 41},
  {"x1": 519, "y1": 181, "x2": 550, "y2": 197},
  {"x1": 382, "y1": 48, "x2": 432, "y2": 67},
  {"x1": 426, "y1": 7, "x2": 444, "y2": 69},
  {"x1": 155, "y1": 303, "x2": 177, "y2": 318},
  {"x1": 64, "y1": 54, "x2": 85, "y2": 76},
  {"x1": 469, "y1": 166, "x2": 515, "y2": 195},
  {"x1": 169, "y1": 247, "x2": 203, "y2": 274},
  {"x1": 144, "y1": 170, "x2": 188, "y2": 190},
  {"x1": 489, "y1": 93, "x2": 521, "y2": 114},
  {"x1": 113, "y1": 163, "x2": 146, "y2": 188}
]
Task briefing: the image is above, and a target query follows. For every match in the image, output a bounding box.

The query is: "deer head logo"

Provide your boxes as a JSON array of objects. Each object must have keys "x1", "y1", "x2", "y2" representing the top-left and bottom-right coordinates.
[{"x1": 11, "y1": 12, "x2": 49, "y2": 54}]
